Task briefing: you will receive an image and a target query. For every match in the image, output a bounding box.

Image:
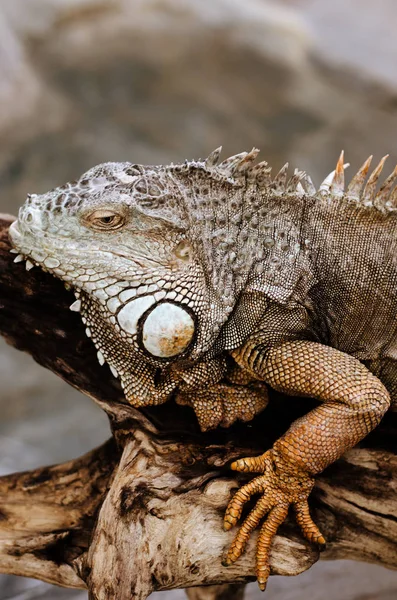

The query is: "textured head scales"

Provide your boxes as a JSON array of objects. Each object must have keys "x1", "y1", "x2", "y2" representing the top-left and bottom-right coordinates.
[{"x1": 166, "y1": 147, "x2": 313, "y2": 307}]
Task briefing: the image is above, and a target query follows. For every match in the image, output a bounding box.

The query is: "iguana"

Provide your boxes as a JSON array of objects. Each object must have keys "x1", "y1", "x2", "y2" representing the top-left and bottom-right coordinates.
[{"x1": 8, "y1": 148, "x2": 396, "y2": 591}]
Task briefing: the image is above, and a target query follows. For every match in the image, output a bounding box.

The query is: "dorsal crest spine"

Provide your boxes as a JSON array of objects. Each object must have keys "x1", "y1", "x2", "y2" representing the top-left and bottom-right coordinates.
[{"x1": 185, "y1": 147, "x2": 397, "y2": 213}]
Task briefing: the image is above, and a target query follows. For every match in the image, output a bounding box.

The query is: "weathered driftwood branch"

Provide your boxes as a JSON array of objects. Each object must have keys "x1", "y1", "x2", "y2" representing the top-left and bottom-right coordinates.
[
  {"x1": 0, "y1": 214, "x2": 396, "y2": 599},
  {"x1": 0, "y1": 439, "x2": 118, "y2": 589}
]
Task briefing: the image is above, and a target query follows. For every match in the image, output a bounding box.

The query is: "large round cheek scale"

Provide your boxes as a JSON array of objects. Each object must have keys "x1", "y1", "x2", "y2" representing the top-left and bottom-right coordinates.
[
  {"x1": 117, "y1": 296, "x2": 155, "y2": 334},
  {"x1": 142, "y1": 302, "x2": 195, "y2": 358}
]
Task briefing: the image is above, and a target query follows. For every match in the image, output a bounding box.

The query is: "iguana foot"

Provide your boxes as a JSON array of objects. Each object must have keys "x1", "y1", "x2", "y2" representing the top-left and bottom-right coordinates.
[
  {"x1": 176, "y1": 382, "x2": 268, "y2": 430},
  {"x1": 222, "y1": 450, "x2": 325, "y2": 591}
]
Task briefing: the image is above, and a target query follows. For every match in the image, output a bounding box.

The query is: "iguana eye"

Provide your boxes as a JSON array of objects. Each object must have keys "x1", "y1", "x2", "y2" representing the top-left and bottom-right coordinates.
[{"x1": 85, "y1": 210, "x2": 125, "y2": 231}]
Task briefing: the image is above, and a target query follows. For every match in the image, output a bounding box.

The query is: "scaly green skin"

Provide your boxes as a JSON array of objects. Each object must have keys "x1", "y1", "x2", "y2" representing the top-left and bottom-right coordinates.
[{"x1": 9, "y1": 148, "x2": 396, "y2": 590}]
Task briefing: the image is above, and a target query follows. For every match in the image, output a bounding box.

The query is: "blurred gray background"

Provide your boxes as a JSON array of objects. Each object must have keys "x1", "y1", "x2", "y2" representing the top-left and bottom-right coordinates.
[{"x1": 0, "y1": 0, "x2": 397, "y2": 598}]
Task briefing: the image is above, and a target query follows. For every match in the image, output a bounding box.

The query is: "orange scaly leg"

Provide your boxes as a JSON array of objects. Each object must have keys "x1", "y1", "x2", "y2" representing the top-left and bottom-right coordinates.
[{"x1": 223, "y1": 340, "x2": 390, "y2": 591}]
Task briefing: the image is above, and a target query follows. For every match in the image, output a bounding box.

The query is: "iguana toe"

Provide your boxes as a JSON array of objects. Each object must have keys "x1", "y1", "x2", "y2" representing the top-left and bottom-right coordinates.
[
  {"x1": 176, "y1": 382, "x2": 268, "y2": 430},
  {"x1": 223, "y1": 450, "x2": 323, "y2": 591}
]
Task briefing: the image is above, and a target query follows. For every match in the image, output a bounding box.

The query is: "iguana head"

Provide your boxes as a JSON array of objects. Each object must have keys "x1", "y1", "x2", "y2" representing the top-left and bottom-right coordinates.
[{"x1": 8, "y1": 147, "x2": 321, "y2": 405}]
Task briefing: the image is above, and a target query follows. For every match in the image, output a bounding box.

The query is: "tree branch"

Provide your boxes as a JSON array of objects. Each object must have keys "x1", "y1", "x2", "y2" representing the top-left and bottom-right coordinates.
[
  {"x1": 0, "y1": 215, "x2": 396, "y2": 598},
  {"x1": 0, "y1": 439, "x2": 118, "y2": 589}
]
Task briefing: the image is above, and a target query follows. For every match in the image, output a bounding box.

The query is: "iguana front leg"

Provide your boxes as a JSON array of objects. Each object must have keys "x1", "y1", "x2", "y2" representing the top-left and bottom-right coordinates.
[{"x1": 223, "y1": 340, "x2": 390, "y2": 591}]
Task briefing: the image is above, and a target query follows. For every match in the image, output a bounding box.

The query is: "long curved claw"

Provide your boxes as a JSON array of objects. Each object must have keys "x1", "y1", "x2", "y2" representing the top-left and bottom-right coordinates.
[
  {"x1": 256, "y1": 505, "x2": 289, "y2": 591},
  {"x1": 223, "y1": 494, "x2": 273, "y2": 563},
  {"x1": 223, "y1": 450, "x2": 324, "y2": 592},
  {"x1": 224, "y1": 475, "x2": 266, "y2": 530},
  {"x1": 294, "y1": 500, "x2": 326, "y2": 547}
]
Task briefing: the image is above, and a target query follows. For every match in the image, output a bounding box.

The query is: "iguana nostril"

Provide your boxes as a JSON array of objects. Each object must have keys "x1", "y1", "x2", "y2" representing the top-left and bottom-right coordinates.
[{"x1": 21, "y1": 207, "x2": 49, "y2": 231}]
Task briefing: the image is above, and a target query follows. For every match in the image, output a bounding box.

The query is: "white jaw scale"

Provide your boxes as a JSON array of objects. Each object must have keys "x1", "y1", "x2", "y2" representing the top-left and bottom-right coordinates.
[
  {"x1": 13, "y1": 254, "x2": 36, "y2": 271},
  {"x1": 81, "y1": 320, "x2": 119, "y2": 377},
  {"x1": 12, "y1": 253, "x2": 38, "y2": 271},
  {"x1": 109, "y1": 365, "x2": 119, "y2": 378},
  {"x1": 116, "y1": 296, "x2": 196, "y2": 358},
  {"x1": 142, "y1": 302, "x2": 195, "y2": 358},
  {"x1": 117, "y1": 296, "x2": 156, "y2": 335},
  {"x1": 69, "y1": 299, "x2": 81, "y2": 312},
  {"x1": 97, "y1": 350, "x2": 105, "y2": 366}
]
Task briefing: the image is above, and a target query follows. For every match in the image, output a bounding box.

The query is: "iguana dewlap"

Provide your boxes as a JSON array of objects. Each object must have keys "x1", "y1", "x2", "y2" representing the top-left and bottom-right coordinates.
[{"x1": 9, "y1": 148, "x2": 395, "y2": 591}]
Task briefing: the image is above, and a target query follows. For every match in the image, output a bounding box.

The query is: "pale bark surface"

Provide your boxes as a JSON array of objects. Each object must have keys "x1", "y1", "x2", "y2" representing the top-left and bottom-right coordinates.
[{"x1": 0, "y1": 214, "x2": 396, "y2": 599}]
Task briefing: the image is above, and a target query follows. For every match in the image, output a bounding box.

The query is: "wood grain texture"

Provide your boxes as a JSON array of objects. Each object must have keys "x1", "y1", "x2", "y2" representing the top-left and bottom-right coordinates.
[{"x1": 0, "y1": 215, "x2": 396, "y2": 599}]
